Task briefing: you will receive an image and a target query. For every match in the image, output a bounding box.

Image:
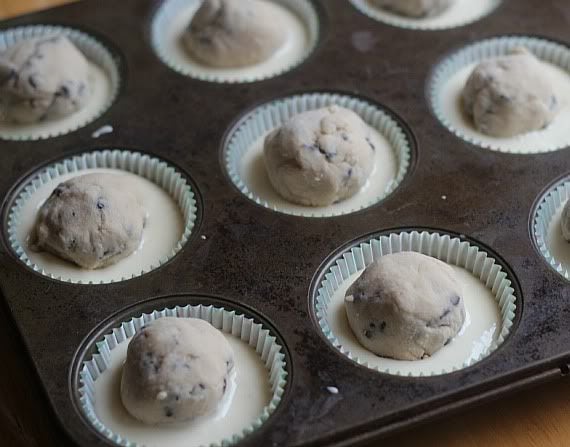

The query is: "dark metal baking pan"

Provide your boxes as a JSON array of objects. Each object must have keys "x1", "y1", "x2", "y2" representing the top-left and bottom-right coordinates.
[{"x1": 1, "y1": 0, "x2": 569, "y2": 445}]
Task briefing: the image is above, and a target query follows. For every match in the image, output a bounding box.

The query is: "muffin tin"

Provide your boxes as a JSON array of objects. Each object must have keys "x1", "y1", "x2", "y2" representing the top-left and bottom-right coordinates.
[{"x1": 1, "y1": 0, "x2": 570, "y2": 446}]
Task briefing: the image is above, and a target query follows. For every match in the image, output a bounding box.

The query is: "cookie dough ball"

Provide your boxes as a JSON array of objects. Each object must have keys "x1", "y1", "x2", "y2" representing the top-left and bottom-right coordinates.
[
  {"x1": 561, "y1": 201, "x2": 570, "y2": 241},
  {"x1": 345, "y1": 252, "x2": 466, "y2": 360},
  {"x1": 372, "y1": 0, "x2": 453, "y2": 17},
  {"x1": 182, "y1": 0, "x2": 286, "y2": 68},
  {"x1": 121, "y1": 317, "x2": 234, "y2": 425},
  {"x1": 462, "y1": 48, "x2": 559, "y2": 138},
  {"x1": 0, "y1": 35, "x2": 90, "y2": 124},
  {"x1": 30, "y1": 173, "x2": 146, "y2": 269},
  {"x1": 263, "y1": 106, "x2": 375, "y2": 207}
]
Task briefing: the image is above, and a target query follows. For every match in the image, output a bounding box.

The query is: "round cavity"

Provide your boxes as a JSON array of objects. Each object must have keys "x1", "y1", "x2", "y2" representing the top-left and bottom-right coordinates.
[
  {"x1": 429, "y1": 36, "x2": 570, "y2": 153},
  {"x1": 151, "y1": 0, "x2": 320, "y2": 83},
  {"x1": 349, "y1": 0, "x2": 500, "y2": 30},
  {"x1": 223, "y1": 92, "x2": 412, "y2": 217},
  {"x1": 533, "y1": 175, "x2": 570, "y2": 280},
  {"x1": 311, "y1": 230, "x2": 518, "y2": 376},
  {"x1": 4, "y1": 149, "x2": 197, "y2": 284},
  {"x1": 0, "y1": 25, "x2": 121, "y2": 141},
  {"x1": 73, "y1": 297, "x2": 288, "y2": 447}
]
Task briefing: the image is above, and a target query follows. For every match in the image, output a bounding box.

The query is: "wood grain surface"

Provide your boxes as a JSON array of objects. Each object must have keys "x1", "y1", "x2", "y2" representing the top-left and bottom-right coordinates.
[{"x1": 0, "y1": 1, "x2": 569, "y2": 446}]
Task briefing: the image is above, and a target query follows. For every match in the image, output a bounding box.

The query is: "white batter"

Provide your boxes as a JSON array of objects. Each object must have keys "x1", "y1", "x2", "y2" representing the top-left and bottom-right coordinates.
[
  {"x1": 15, "y1": 168, "x2": 184, "y2": 283},
  {"x1": 93, "y1": 334, "x2": 271, "y2": 447},
  {"x1": 158, "y1": 0, "x2": 309, "y2": 81},
  {"x1": 356, "y1": 0, "x2": 500, "y2": 29},
  {"x1": 0, "y1": 62, "x2": 111, "y2": 139},
  {"x1": 327, "y1": 265, "x2": 501, "y2": 375},
  {"x1": 240, "y1": 126, "x2": 397, "y2": 216},
  {"x1": 440, "y1": 60, "x2": 570, "y2": 153},
  {"x1": 546, "y1": 201, "x2": 570, "y2": 273}
]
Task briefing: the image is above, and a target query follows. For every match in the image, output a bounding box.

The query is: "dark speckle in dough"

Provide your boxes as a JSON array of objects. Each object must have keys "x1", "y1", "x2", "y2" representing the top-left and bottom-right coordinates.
[
  {"x1": 57, "y1": 85, "x2": 70, "y2": 98},
  {"x1": 451, "y1": 295, "x2": 461, "y2": 306},
  {"x1": 165, "y1": 407, "x2": 174, "y2": 418},
  {"x1": 197, "y1": 34, "x2": 213, "y2": 45},
  {"x1": 366, "y1": 321, "x2": 386, "y2": 336},
  {"x1": 0, "y1": 69, "x2": 17, "y2": 86},
  {"x1": 67, "y1": 238, "x2": 77, "y2": 251},
  {"x1": 550, "y1": 95, "x2": 558, "y2": 110},
  {"x1": 366, "y1": 137, "x2": 375, "y2": 151}
]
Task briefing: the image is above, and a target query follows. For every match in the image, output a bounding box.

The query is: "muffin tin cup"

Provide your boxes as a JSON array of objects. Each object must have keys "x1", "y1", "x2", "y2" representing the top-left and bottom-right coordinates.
[
  {"x1": 151, "y1": 0, "x2": 320, "y2": 83},
  {"x1": 349, "y1": 0, "x2": 501, "y2": 31},
  {"x1": 429, "y1": 35, "x2": 570, "y2": 154},
  {"x1": 0, "y1": 25, "x2": 121, "y2": 141},
  {"x1": 77, "y1": 302, "x2": 288, "y2": 447},
  {"x1": 223, "y1": 92, "x2": 412, "y2": 217},
  {"x1": 533, "y1": 176, "x2": 570, "y2": 280},
  {"x1": 313, "y1": 230, "x2": 517, "y2": 376},
  {"x1": 6, "y1": 149, "x2": 197, "y2": 284}
]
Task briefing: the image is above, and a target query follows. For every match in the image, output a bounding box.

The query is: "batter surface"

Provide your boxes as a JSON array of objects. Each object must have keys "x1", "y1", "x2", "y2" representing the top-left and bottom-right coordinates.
[
  {"x1": 327, "y1": 263, "x2": 501, "y2": 375},
  {"x1": 440, "y1": 59, "x2": 570, "y2": 152},
  {"x1": 0, "y1": 62, "x2": 111, "y2": 139},
  {"x1": 94, "y1": 333, "x2": 271, "y2": 447},
  {"x1": 16, "y1": 168, "x2": 184, "y2": 283},
  {"x1": 159, "y1": 0, "x2": 309, "y2": 81},
  {"x1": 359, "y1": 0, "x2": 500, "y2": 29},
  {"x1": 240, "y1": 125, "x2": 397, "y2": 216}
]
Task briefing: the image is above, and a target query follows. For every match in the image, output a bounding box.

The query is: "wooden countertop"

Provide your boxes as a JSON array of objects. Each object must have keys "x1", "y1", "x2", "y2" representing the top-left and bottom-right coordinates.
[{"x1": 0, "y1": 1, "x2": 569, "y2": 446}]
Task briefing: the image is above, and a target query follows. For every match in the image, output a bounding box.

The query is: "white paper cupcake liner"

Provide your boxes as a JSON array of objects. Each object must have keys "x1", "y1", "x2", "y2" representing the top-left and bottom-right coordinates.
[
  {"x1": 151, "y1": 0, "x2": 320, "y2": 83},
  {"x1": 0, "y1": 25, "x2": 121, "y2": 141},
  {"x1": 429, "y1": 36, "x2": 570, "y2": 153},
  {"x1": 6, "y1": 149, "x2": 197, "y2": 284},
  {"x1": 223, "y1": 92, "x2": 412, "y2": 217},
  {"x1": 313, "y1": 230, "x2": 517, "y2": 376},
  {"x1": 349, "y1": 0, "x2": 501, "y2": 31},
  {"x1": 533, "y1": 176, "x2": 570, "y2": 280},
  {"x1": 77, "y1": 304, "x2": 288, "y2": 447}
]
